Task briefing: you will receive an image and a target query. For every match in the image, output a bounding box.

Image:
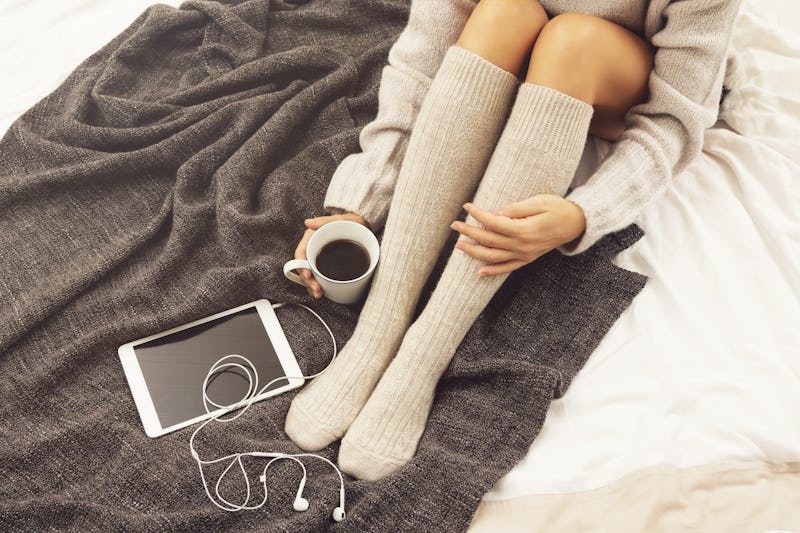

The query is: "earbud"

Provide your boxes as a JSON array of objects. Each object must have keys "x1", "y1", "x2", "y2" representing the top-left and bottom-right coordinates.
[
  {"x1": 293, "y1": 497, "x2": 310, "y2": 512},
  {"x1": 293, "y1": 476, "x2": 309, "y2": 512},
  {"x1": 332, "y1": 507, "x2": 346, "y2": 522},
  {"x1": 190, "y1": 303, "x2": 346, "y2": 516},
  {"x1": 332, "y1": 485, "x2": 346, "y2": 521}
]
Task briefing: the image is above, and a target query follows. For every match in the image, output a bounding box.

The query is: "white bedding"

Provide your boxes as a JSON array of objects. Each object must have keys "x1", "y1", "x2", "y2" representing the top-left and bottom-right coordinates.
[
  {"x1": 2, "y1": 0, "x2": 798, "y2": 526},
  {"x1": 483, "y1": 0, "x2": 800, "y2": 501}
]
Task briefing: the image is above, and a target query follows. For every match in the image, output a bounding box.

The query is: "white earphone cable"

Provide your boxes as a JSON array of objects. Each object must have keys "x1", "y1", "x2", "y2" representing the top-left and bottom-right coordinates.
[{"x1": 189, "y1": 302, "x2": 346, "y2": 519}]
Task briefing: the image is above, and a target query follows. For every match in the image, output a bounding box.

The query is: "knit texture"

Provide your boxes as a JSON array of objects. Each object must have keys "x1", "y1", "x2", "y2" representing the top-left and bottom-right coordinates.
[
  {"x1": 322, "y1": 0, "x2": 744, "y2": 254},
  {"x1": 338, "y1": 82, "x2": 594, "y2": 480},
  {"x1": 285, "y1": 45, "x2": 519, "y2": 451},
  {"x1": 0, "y1": 1, "x2": 647, "y2": 531}
]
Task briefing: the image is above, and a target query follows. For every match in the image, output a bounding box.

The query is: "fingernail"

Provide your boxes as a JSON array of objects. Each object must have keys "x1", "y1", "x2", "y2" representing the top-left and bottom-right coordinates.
[{"x1": 463, "y1": 203, "x2": 471, "y2": 210}]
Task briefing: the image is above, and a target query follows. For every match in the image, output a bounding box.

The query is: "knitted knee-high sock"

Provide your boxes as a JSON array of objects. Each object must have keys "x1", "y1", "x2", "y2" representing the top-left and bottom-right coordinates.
[
  {"x1": 338, "y1": 83, "x2": 594, "y2": 480},
  {"x1": 284, "y1": 46, "x2": 519, "y2": 451}
]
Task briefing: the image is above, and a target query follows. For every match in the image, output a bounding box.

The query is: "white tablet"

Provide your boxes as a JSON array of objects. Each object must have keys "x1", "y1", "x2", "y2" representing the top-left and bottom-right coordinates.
[{"x1": 118, "y1": 299, "x2": 304, "y2": 438}]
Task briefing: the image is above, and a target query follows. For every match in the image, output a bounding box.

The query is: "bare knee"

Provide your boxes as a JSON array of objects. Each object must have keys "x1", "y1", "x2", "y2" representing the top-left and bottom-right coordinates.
[
  {"x1": 525, "y1": 13, "x2": 607, "y2": 103},
  {"x1": 456, "y1": 0, "x2": 549, "y2": 76},
  {"x1": 525, "y1": 12, "x2": 654, "y2": 140}
]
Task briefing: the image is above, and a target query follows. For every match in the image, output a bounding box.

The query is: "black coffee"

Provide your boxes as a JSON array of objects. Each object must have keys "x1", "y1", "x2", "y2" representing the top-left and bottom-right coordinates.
[{"x1": 315, "y1": 239, "x2": 371, "y2": 281}]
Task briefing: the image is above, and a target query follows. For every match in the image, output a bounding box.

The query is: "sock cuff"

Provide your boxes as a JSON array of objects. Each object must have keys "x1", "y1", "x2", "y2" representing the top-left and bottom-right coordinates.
[
  {"x1": 504, "y1": 82, "x2": 594, "y2": 160},
  {"x1": 430, "y1": 45, "x2": 520, "y2": 117}
]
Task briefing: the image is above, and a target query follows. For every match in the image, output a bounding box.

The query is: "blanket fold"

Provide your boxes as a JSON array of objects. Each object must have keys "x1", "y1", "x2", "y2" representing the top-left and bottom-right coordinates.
[{"x1": 0, "y1": 1, "x2": 646, "y2": 530}]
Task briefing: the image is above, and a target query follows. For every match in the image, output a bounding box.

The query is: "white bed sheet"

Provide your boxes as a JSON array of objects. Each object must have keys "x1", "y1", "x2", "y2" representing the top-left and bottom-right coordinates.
[
  {"x1": 2, "y1": 0, "x2": 798, "y2": 509},
  {"x1": 486, "y1": 0, "x2": 800, "y2": 500},
  {"x1": 0, "y1": 0, "x2": 184, "y2": 136}
]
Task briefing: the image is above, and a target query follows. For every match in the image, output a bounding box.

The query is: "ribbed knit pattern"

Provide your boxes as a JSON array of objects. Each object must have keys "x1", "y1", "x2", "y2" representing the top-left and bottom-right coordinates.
[
  {"x1": 284, "y1": 46, "x2": 519, "y2": 451},
  {"x1": 337, "y1": 83, "x2": 594, "y2": 480},
  {"x1": 322, "y1": 0, "x2": 743, "y2": 254},
  {"x1": 0, "y1": 1, "x2": 652, "y2": 529}
]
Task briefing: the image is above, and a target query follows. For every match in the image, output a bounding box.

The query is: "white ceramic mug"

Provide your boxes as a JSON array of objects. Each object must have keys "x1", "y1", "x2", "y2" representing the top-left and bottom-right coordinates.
[{"x1": 283, "y1": 220, "x2": 380, "y2": 305}]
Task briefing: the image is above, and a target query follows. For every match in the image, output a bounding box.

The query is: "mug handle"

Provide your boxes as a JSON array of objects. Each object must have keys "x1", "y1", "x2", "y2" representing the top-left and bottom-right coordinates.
[{"x1": 283, "y1": 259, "x2": 312, "y2": 286}]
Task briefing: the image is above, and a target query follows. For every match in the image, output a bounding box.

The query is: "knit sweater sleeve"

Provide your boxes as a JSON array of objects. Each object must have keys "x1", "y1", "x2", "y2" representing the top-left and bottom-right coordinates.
[
  {"x1": 322, "y1": 0, "x2": 477, "y2": 232},
  {"x1": 559, "y1": 0, "x2": 742, "y2": 255}
]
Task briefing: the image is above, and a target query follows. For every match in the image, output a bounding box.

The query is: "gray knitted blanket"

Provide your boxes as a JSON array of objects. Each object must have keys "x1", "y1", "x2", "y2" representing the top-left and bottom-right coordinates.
[{"x1": 0, "y1": 1, "x2": 646, "y2": 531}]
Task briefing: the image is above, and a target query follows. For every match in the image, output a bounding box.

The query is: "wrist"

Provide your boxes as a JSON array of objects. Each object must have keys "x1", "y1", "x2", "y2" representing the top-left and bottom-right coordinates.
[{"x1": 565, "y1": 199, "x2": 586, "y2": 244}]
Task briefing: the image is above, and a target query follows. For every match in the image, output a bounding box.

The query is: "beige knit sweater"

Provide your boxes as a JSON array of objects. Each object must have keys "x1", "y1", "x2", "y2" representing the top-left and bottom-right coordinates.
[{"x1": 323, "y1": 0, "x2": 743, "y2": 254}]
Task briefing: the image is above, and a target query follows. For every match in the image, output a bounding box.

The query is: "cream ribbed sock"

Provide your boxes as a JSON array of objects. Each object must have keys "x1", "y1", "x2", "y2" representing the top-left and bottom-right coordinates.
[
  {"x1": 284, "y1": 46, "x2": 519, "y2": 451},
  {"x1": 337, "y1": 82, "x2": 594, "y2": 480}
]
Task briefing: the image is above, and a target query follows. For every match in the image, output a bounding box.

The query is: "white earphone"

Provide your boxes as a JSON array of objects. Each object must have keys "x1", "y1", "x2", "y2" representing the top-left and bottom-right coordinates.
[
  {"x1": 293, "y1": 475, "x2": 309, "y2": 512},
  {"x1": 189, "y1": 302, "x2": 346, "y2": 522}
]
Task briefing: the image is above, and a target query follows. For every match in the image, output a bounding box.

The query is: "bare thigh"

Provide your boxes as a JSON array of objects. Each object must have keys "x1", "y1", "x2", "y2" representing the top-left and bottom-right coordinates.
[
  {"x1": 455, "y1": 0, "x2": 549, "y2": 77},
  {"x1": 525, "y1": 13, "x2": 655, "y2": 141},
  {"x1": 453, "y1": 4, "x2": 654, "y2": 142}
]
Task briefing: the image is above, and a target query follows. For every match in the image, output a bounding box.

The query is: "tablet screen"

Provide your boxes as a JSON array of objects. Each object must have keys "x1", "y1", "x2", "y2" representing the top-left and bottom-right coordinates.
[{"x1": 133, "y1": 306, "x2": 285, "y2": 429}]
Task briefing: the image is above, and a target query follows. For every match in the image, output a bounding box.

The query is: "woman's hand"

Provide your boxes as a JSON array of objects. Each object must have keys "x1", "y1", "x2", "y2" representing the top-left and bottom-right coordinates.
[
  {"x1": 450, "y1": 194, "x2": 586, "y2": 277},
  {"x1": 295, "y1": 211, "x2": 370, "y2": 298}
]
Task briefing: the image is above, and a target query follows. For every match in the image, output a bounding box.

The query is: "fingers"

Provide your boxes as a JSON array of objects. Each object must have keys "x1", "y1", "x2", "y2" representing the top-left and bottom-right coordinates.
[
  {"x1": 295, "y1": 229, "x2": 311, "y2": 262},
  {"x1": 463, "y1": 203, "x2": 520, "y2": 237},
  {"x1": 497, "y1": 195, "x2": 552, "y2": 218},
  {"x1": 477, "y1": 259, "x2": 528, "y2": 277},
  {"x1": 295, "y1": 211, "x2": 368, "y2": 298},
  {"x1": 301, "y1": 268, "x2": 322, "y2": 299},
  {"x1": 455, "y1": 239, "x2": 517, "y2": 264},
  {"x1": 446, "y1": 198, "x2": 567, "y2": 277},
  {"x1": 304, "y1": 211, "x2": 367, "y2": 230},
  {"x1": 450, "y1": 220, "x2": 518, "y2": 251},
  {"x1": 304, "y1": 216, "x2": 334, "y2": 229},
  {"x1": 294, "y1": 228, "x2": 322, "y2": 299}
]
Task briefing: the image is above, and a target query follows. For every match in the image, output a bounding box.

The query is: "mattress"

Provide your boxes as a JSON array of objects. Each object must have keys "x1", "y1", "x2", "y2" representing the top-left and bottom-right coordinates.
[{"x1": 2, "y1": 0, "x2": 798, "y2": 531}]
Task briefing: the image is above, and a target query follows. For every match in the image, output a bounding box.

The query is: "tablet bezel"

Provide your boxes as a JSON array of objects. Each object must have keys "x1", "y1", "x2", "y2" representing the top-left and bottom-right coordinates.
[{"x1": 118, "y1": 298, "x2": 304, "y2": 438}]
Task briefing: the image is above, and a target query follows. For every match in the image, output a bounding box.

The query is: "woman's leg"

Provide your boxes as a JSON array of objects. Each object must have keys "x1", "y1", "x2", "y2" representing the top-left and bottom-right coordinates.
[
  {"x1": 527, "y1": 13, "x2": 654, "y2": 142},
  {"x1": 285, "y1": 0, "x2": 549, "y2": 451},
  {"x1": 338, "y1": 12, "x2": 655, "y2": 480}
]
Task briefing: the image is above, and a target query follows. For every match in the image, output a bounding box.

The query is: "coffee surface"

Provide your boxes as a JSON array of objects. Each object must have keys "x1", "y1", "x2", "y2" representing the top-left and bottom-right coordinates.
[{"x1": 315, "y1": 239, "x2": 370, "y2": 281}]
